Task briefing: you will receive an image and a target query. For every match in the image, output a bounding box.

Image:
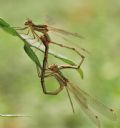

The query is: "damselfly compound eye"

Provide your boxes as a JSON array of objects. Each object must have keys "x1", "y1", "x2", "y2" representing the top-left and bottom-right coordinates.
[{"x1": 24, "y1": 19, "x2": 32, "y2": 26}]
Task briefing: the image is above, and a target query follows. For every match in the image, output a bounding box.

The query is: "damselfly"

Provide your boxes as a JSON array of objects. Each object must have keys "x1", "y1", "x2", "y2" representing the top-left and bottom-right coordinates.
[
  {"x1": 37, "y1": 64, "x2": 116, "y2": 128},
  {"x1": 15, "y1": 19, "x2": 86, "y2": 69},
  {"x1": 15, "y1": 19, "x2": 87, "y2": 94}
]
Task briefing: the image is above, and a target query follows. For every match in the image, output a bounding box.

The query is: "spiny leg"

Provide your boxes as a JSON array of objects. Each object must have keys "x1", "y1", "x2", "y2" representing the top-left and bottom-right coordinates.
[
  {"x1": 26, "y1": 29, "x2": 30, "y2": 35},
  {"x1": 31, "y1": 29, "x2": 40, "y2": 40},
  {"x1": 29, "y1": 30, "x2": 43, "y2": 46},
  {"x1": 14, "y1": 27, "x2": 28, "y2": 30},
  {"x1": 51, "y1": 41, "x2": 85, "y2": 68},
  {"x1": 58, "y1": 64, "x2": 83, "y2": 71},
  {"x1": 15, "y1": 27, "x2": 30, "y2": 35}
]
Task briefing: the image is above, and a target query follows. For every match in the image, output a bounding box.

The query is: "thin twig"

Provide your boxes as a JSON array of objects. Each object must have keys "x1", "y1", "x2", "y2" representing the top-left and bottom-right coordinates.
[{"x1": 0, "y1": 114, "x2": 31, "y2": 117}]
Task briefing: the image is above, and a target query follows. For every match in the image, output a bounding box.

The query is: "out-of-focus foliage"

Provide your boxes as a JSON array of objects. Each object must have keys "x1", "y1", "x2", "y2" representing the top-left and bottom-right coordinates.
[{"x1": 0, "y1": 0, "x2": 120, "y2": 128}]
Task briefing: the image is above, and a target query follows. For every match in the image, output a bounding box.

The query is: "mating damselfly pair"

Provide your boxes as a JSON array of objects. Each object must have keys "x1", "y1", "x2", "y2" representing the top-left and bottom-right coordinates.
[{"x1": 15, "y1": 19, "x2": 116, "y2": 128}]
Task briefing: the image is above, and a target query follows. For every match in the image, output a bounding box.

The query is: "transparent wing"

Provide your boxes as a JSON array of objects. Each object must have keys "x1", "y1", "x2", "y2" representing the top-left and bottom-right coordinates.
[
  {"x1": 67, "y1": 82, "x2": 100, "y2": 128},
  {"x1": 70, "y1": 83, "x2": 116, "y2": 121},
  {"x1": 51, "y1": 31, "x2": 89, "y2": 54},
  {"x1": 44, "y1": 15, "x2": 56, "y2": 26},
  {"x1": 47, "y1": 26, "x2": 84, "y2": 39}
]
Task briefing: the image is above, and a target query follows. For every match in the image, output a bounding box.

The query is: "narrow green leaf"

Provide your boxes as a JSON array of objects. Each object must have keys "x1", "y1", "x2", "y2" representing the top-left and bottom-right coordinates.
[
  {"x1": 0, "y1": 18, "x2": 10, "y2": 27},
  {"x1": 77, "y1": 68, "x2": 84, "y2": 79},
  {"x1": 0, "y1": 18, "x2": 17, "y2": 36},
  {"x1": 52, "y1": 54, "x2": 75, "y2": 65},
  {"x1": 1, "y1": 27, "x2": 17, "y2": 36},
  {"x1": 24, "y1": 43, "x2": 41, "y2": 68}
]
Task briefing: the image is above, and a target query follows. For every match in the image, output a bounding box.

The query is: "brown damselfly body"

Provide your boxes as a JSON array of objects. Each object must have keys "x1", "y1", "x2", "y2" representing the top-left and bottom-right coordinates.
[
  {"x1": 15, "y1": 19, "x2": 87, "y2": 94},
  {"x1": 37, "y1": 64, "x2": 116, "y2": 128},
  {"x1": 15, "y1": 19, "x2": 86, "y2": 69}
]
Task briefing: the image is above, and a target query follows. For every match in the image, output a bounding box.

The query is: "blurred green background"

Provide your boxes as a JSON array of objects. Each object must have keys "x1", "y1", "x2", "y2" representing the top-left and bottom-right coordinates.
[{"x1": 0, "y1": 0, "x2": 120, "y2": 128}]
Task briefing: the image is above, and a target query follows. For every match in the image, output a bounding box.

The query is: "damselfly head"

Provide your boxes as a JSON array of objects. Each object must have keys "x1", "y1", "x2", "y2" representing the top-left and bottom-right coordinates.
[
  {"x1": 24, "y1": 18, "x2": 33, "y2": 26},
  {"x1": 49, "y1": 64, "x2": 59, "y2": 72}
]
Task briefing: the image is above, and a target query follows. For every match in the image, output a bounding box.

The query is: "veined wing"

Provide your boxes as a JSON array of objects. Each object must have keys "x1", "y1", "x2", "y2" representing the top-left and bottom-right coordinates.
[
  {"x1": 71, "y1": 83, "x2": 116, "y2": 120},
  {"x1": 67, "y1": 82, "x2": 100, "y2": 128},
  {"x1": 47, "y1": 26, "x2": 84, "y2": 39},
  {"x1": 51, "y1": 31, "x2": 89, "y2": 54}
]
